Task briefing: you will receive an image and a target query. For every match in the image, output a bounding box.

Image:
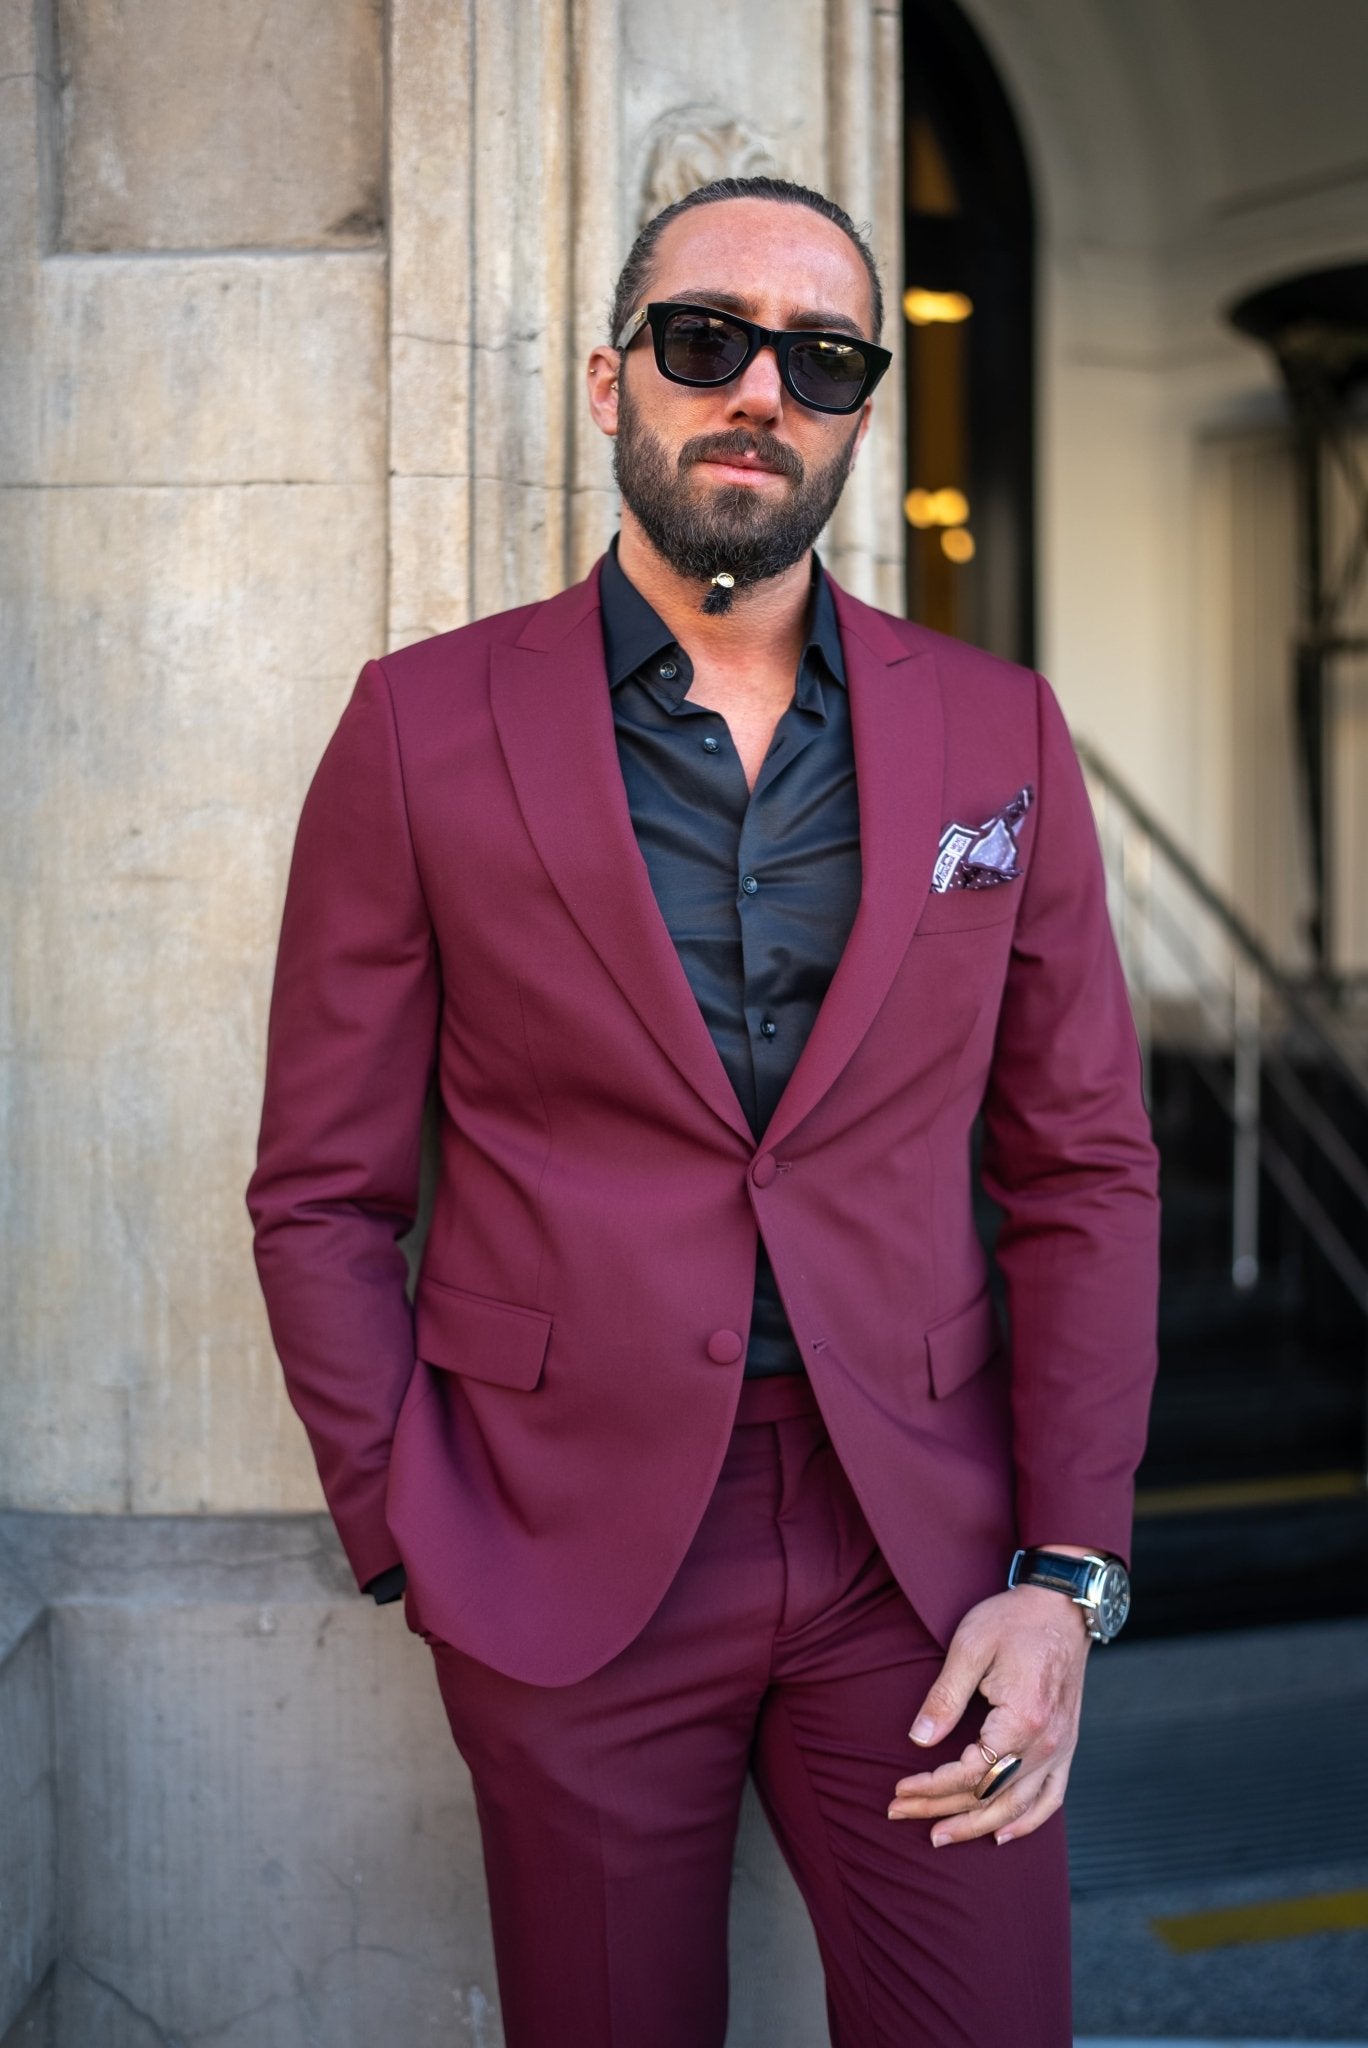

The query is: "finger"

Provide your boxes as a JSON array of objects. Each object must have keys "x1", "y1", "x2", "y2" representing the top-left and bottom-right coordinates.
[
  {"x1": 891, "y1": 1743, "x2": 985, "y2": 1803},
  {"x1": 994, "y1": 1768, "x2": 1069, "y2": 1845},
  {"x1": 889, "y1": 1741, "x2": 1023, "y2": 1821},
  {"x1": 929, "y1": 1762, "x2": 1068, "y2": 1848},
  {"x1": 909, "y1": 1641, "x2": 988, "y2": 1747}
]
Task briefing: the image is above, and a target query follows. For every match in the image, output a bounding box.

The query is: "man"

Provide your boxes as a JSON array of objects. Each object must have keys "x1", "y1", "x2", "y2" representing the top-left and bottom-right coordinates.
[{"x1": 248, "y1": 176, "x2": 1159, "y2": 2046}]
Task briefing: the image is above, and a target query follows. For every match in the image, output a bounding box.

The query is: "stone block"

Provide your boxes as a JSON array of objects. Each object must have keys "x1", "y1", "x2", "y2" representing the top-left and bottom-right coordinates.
[
  {"x1": 0, "y1": 2, "x2": 60, "y2": 259},
  {"x1": 0, "y1": 1617, "x2": 57, "y2": 2038},
  {"x1": 0, "y1": 481, "x2": 384, "y2": 1518},
  {"x1": 55, "y1": 0, "x2": 384, "y2": 252},
  {"x1": 388, "y1": 0, "x2": 578, "y2": 616},
  {"x1": 0, "y1": 260, "x2": 41, "y2": 482},
  {"x1": 389, "y1": 474, "x2": 473, "y2": 646},
  {"x1": 35, "y1": 252, "x2": 386, "y2": 486},
  {"x1": 52, "y1": 1596, "x2": 497, "y2": 2046},
  {"x1": 390, "y1": 331, "x2": 473, "y2": 483},
  {"x1": 388, "y1": 0, "x2": 475, "y2": 390},
  {"x1": 620, "y1": 0, "x2": 828, "y2": 213}
]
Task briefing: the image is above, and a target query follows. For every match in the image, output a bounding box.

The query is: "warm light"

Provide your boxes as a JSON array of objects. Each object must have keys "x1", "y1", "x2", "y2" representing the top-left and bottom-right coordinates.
[
  {"x1": 903, "y1": 287, "x2": 973, "y2": 326},
  {"x1": 904, "y1": 487, "x2": 970, "y2": 529},
  {"x1": 941, "y1": 528, "x2": 976, "y2": 563}
]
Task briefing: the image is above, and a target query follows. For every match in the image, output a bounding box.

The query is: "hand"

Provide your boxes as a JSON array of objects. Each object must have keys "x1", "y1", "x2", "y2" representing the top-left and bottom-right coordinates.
[{"x1": 887, "y1": 1584, "x2": 1090, "y2": 1845}]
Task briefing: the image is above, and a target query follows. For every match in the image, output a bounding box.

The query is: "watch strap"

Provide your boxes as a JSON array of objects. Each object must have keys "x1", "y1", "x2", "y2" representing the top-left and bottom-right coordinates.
[{"x1": 1009, "y1": 1548, "x2": 1104, "y2": 1601}]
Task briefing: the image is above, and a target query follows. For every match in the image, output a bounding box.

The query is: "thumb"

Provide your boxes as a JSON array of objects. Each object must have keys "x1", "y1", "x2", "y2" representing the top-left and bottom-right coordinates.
[{"x1": 909, "y1": 1634, "x2": 985, "y2": 1746}]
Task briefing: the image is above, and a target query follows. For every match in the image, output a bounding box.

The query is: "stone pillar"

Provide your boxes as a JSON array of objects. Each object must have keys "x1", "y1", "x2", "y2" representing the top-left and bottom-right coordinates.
[
  {"x1": 825, "y1": 0, "x2": 906, "y2": 610},
  {"x1": 1, "y1": 0, "x2": 388, "y2": 1524}
]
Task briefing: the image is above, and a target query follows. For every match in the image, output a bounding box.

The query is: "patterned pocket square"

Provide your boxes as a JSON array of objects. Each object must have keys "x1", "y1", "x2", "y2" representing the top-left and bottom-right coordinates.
[{"x1": 932, "y1": 785, "x2": 1034, "y2": 893}]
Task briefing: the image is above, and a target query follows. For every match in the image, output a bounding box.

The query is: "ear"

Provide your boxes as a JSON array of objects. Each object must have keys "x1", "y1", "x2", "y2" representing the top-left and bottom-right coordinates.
[{"x1": 586, "y1": 345, "x2": 621, "y2": 438}]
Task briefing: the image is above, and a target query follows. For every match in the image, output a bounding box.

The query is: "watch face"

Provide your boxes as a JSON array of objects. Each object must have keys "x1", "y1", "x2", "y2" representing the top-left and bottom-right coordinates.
[{"x1": 1095, "y1": 1562, "x2": 1131, "y2": 1640}]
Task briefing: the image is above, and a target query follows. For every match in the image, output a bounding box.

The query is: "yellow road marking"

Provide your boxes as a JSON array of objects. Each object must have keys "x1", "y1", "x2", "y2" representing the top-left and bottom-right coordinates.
[
  {"x1": 1134, "y1": 1470, "x2": 1364, "y2": 1517},
  {"x1": 1153, "y1": 1888, "x2": 1368, "y2": 1952}
]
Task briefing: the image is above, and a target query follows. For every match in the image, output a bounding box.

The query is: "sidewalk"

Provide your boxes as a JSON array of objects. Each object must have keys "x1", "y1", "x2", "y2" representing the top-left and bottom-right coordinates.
[{"x1": 1069, "y1": 1615, "x2": 1368, "y2": 2042}]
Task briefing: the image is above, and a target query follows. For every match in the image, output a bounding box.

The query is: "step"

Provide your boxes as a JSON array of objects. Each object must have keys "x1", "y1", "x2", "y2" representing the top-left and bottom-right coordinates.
[{"x1": 1127, "y1": 1491, "x2": 1368, "y2": 1638}]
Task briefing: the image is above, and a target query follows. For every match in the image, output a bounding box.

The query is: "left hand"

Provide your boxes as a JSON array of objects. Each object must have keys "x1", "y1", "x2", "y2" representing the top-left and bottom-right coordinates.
[{"x1": 887, "y1": 1584, "x2": 1090, "y2": 1846}]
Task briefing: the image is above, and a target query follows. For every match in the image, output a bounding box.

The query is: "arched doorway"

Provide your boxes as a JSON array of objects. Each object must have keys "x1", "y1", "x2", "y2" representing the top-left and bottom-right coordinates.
[{"x1": 902, "y1": 0, "x2": 1035, "y2": 663}]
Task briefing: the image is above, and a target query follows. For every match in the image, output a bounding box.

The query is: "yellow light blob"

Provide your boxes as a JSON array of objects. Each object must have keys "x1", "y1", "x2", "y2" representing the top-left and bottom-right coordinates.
[
  {"x1": 941, "y1": 528, "x2": 976, "y2": 563},
  {"x1": 903, "y1": 288, "x2": 973, "y2": 326},
  {"x1": 904, "y1": 487, "x2": 970, "y2": 529}
]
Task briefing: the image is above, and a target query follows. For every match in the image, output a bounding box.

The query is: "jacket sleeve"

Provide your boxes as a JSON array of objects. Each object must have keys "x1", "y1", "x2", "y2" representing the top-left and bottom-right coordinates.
[
  {"x1": 246, "y1": 659, "x2": 439, "y2": 1590},
  {"x1": 978, "y1": 673, "x2": 1161, "y2": 1565}
]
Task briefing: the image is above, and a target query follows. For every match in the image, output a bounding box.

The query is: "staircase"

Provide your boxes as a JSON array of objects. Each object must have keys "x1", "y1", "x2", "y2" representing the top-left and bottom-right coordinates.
[{"x1": 1079, "y1": 744, "x2": 1368, "y2": 1639}]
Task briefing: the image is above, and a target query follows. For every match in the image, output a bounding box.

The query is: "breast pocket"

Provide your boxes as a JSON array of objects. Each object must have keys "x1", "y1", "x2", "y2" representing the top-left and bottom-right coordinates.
[
  {"x1": 914, "y1": 883, "x2": 1021, "y2": 936},
  {"x1": 414, "y1": 1277, "x2": 552, "y2": 1391}
]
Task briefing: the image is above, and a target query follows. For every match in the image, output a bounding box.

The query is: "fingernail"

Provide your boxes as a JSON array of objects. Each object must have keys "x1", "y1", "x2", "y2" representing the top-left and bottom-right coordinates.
[
  {"x1": 910, "y1": 1717, "x2": 936, "y2": 1744},
  {"x1": 931, "y1": 1831, "x2": 950, "y2": 1849},
  {"x1": 995, "y1": 1832, "x2": 1013, "y2": 1846},
  {"x1": 887, "y1": 1804, "x2": 900, "y2": 1820}
]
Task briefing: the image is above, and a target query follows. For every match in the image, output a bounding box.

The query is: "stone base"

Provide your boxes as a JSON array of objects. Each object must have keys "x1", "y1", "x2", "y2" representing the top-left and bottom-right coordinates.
[{"x1": 0, "y1": 1512, "x2": 827, "y2": 2048}]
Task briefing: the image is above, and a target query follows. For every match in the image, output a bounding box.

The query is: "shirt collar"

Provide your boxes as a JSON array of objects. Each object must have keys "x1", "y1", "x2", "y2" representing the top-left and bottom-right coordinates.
[{"x1": 599, "y1": 536, "x2": 846, "y2": 700}]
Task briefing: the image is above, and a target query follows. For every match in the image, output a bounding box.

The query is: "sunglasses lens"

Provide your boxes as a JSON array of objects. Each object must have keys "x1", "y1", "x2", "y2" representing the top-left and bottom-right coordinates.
[
  {"x1": 787, "y1": 338, "x2": 869, "y2": 410},
  {"x1": 661, "y1": 310, "x2": 751, "y2": 384}
]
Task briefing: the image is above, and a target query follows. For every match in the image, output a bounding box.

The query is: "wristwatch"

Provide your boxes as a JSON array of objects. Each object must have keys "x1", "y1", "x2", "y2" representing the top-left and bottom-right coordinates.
[{"x1": 1007, "y1": 1547, "x2": 1131, "y2": 1643}]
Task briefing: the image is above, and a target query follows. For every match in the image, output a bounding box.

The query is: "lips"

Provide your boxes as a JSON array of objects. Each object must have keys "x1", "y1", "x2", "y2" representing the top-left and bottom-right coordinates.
[
  {"x1": 681, "y1": 434, "x2": 802, "y2": 485},
  {"x1": 697, "y1": 456, "x2": 785, "y2": 482}
]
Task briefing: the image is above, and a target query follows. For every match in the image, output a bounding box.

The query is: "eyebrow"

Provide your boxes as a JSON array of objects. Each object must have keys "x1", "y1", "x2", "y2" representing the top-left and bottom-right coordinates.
[{"x1": 668, "y1": 288, "x2": 868, "y2": 341}]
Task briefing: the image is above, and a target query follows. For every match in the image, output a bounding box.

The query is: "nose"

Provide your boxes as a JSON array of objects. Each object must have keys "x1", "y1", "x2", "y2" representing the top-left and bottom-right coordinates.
[{"x1": 723, "y1": 341, "x2": 785, "y2": 425}]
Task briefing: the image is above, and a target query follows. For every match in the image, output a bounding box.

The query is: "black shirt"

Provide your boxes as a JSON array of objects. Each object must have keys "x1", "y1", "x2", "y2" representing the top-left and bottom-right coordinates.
[{"x1": 600, "y1": 540, "x2": 862, "y2": 1377}]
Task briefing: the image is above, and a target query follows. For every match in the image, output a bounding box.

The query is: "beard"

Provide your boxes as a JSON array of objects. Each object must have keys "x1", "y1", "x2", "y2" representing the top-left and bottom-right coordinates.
[{"x1": 612, "y1": 382, "x2": 861, "y2": 598}]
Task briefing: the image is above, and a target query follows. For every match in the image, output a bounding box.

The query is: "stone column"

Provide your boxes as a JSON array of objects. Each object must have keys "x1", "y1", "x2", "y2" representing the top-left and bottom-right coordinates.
[
  {"x1": 1, "y1": 0, "x2": 389, "y2": 1521},
  {"x1": 825, "y1": 0, "x2": 906, "y2": 610}
]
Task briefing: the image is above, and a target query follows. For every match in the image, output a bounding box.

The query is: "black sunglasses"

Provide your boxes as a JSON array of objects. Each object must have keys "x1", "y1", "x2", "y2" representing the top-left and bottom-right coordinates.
[{"x1": 615, "y1": 301, "x2": 891, "y2": 415}]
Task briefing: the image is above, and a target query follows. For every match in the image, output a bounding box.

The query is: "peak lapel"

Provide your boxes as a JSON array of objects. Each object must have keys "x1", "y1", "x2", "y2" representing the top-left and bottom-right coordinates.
[
  {"x1": 490, "y1": 571, "x2": 752, "y2": 1147},
  {"x1": 762, "y1": 587, "x2": 944, "y2": 1151}
]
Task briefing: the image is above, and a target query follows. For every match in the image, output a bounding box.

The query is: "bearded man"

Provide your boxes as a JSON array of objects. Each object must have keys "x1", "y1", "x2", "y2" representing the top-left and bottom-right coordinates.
[{"x1": 248, "y1": 176, "x2": 1159, "y2": 2048}]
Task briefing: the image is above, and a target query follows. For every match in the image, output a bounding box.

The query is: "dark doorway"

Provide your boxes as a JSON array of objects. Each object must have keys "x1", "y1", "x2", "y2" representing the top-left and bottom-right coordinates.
[{"x1": 902, "y1": 0, "x2": 1036, "y2": 663}]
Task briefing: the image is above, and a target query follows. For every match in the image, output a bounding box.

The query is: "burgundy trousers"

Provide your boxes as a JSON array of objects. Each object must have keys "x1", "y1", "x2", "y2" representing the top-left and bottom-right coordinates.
[{"x1": 422, "y1": 1375, "x2": 1071, "y2": 2047}]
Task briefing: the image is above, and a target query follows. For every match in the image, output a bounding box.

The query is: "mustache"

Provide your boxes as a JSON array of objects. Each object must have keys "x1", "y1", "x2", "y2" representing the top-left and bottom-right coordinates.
[{"x1": 677, "y1": 430, "x2": 804, "y2": 484}]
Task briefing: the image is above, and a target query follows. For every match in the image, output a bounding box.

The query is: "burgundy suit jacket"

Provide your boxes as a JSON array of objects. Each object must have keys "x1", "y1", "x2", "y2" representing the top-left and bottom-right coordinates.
[{"x1": 248, "y1": 561, "x2": 1160, "y2": 1687}]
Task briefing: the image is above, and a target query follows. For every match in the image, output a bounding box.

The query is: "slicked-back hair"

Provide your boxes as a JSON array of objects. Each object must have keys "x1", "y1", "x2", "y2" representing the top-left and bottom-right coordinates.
[{"x1": 608, "y1": 177, "x2": 884, "y2": 348}]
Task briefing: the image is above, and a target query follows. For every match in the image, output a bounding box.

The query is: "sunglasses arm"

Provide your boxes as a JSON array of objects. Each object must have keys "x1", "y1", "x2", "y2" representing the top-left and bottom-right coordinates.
[{"x1": 614, "y1": 306, "x2": 650, "y2": 352}]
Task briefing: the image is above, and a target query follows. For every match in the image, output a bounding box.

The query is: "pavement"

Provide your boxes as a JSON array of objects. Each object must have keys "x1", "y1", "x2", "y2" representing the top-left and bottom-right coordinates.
[{"x1": 1068, "y1": 1614, "x2": 1368, "y2": 2042}]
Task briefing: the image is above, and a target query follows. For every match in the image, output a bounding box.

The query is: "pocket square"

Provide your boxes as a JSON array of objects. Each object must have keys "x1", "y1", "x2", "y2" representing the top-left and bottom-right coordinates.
[{"x1": 932, "y1": 785, "x2": 1033, "y2": 893}]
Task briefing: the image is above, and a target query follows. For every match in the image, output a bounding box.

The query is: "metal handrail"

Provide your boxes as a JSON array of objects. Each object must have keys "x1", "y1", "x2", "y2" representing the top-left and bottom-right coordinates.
[
  {"x1": 1074, "y1": 739, "x2": 1368, "y2": 1110},
  {"x1": 1078, "y1": 738, "x2": 1368, "y2": 1332}
]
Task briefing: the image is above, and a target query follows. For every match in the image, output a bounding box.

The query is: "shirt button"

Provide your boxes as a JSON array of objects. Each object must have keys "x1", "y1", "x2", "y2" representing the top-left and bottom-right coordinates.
[
  {"x1": 759, "y1": 1018, "x2": 777, "y2": 1038},
  {"x1": 741, "y1": 874, "x2": 759, "y2": 895},
  {"x1": 701, "y1": 735, "x2": 720, "y2": 753},
  {"x1": 658, "y1": 660, "x2": 678, "y2": 680},
  {"x1": 706, "y1": 1329, "x2": 744, "y2": 1365}
]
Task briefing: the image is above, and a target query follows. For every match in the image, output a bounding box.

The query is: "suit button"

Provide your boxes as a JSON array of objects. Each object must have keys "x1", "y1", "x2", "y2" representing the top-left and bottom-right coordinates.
[
  {"x1": 750, "y1": 1153, "x2": 777, "y2": 1189},
  {"x1": 706, "y1": 1329, "x2": 744, "y2": 1365}
]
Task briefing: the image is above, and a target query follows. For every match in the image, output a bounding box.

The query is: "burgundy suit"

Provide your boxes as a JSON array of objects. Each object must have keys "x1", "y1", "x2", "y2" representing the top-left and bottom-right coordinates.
[{"x1": 248, "y1": 559, "x2": 1159, "y2": 2044}]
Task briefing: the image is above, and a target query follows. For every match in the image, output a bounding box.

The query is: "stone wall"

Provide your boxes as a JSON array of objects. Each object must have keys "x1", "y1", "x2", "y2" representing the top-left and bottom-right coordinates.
[{"x1": 0, "y1": 5, "x2": 900, "y2": 2039}]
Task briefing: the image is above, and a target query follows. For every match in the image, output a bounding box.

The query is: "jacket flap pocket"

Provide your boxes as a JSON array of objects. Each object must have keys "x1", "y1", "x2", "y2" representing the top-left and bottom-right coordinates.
[
  {"x1": 926, "y1": 1288, "x2": 999, "y2": 1398},
  {"x1": 415, "y1": 1278, "x2": 551, "y2": 1391}
]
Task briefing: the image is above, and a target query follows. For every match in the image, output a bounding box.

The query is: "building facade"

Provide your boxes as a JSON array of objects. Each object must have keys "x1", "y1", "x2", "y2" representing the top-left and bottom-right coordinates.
[{"x1": 3, "y1": 2, "x2": 1367, "y2": 2040}]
